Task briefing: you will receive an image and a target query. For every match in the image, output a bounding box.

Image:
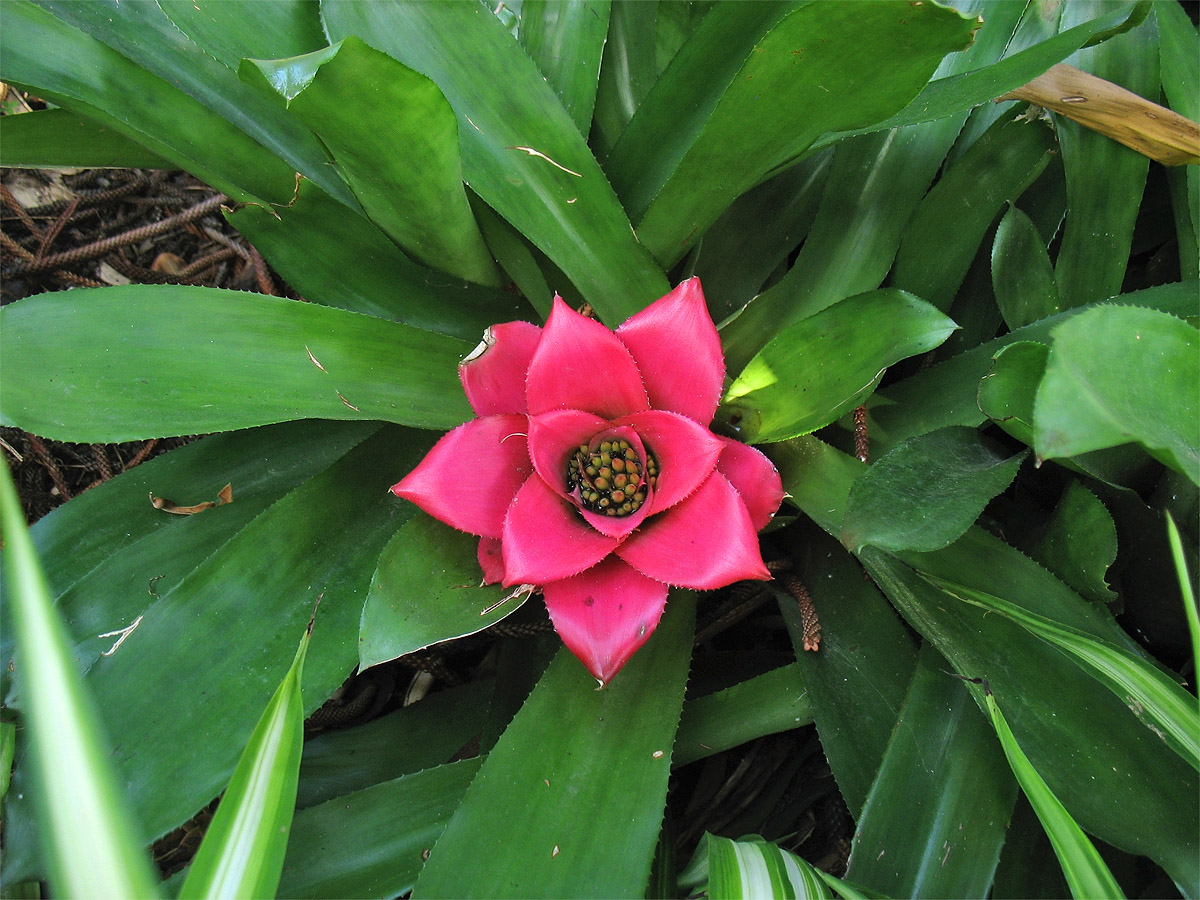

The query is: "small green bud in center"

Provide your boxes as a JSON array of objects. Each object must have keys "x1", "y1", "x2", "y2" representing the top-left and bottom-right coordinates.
[{"x1": 566, "y1": 438, "x2": 657, "y2": 517}]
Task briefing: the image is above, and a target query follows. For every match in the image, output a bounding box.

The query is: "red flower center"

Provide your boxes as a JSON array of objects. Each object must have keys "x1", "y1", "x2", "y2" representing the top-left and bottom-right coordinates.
[{"x1": 566, "y1": 437, "x2": 658, "y2": 517}]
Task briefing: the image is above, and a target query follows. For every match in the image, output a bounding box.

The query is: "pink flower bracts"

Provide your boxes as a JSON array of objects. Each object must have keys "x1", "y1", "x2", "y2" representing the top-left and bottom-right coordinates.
[{"x1": 391, "y1": 278, "x2": 783, "y2": 684}]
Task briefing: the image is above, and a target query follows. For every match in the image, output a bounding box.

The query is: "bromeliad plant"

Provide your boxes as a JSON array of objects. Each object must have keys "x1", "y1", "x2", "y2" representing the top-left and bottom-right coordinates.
[{"x1": 1, "y1": 1, "x2": 1198, "y2": 898}]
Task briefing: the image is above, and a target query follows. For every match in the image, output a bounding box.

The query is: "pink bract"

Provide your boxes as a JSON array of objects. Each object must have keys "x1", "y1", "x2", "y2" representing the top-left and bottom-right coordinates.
[{"x1": 392, "y1": 278, "x2": 784, "y2": 684}]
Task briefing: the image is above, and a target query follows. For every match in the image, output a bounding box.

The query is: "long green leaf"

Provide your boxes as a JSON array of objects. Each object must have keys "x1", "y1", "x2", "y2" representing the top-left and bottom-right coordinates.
[
  {"x1": 890, "y1": 108, "x2": 1056, "y2": 313},
  {"x1": 845, "y1": 644, "x2": 1016, "y2": 899},
  {"x1": 991, "y1": 204, "x2": 1063, "y2": 330},
  {"x1": 157, "y1": 0, "x2": 327, "y2": 71},
  {"x1": 1054, "y1": 2, "x2": 1158, "y2": 310},
  {"x1": 626, "y1": 1, "x2": 978, "y2": 266},
  {"x1": 977, "y1": 686, "x2": 1125, "y2": 900},
  {"x1": 225, "y1": 179, "x2": 531, "y2": 336},
  {"x1": 723, "y1": 290, "x2": 956, "y2": 444},
  {"x1": 0, "y1": 108, "x2": 175, "y2": 169},
  {"x1": 179, "y1": 624, "x2": 311, "y2": 900},
  {"x1": 321, "y1": 0, "x2": 668, "y2": 323},
  {"x1": 518, "y1": 0, "x2": 610, "y2": 135},
  {"x1": 674, "y1": 664, "x2": 813, "y2": 768},
  {"x1": 33, "y1": 0, "x2": 354, "y2": 207},
  {"x1": 266, "y1": 37, "x2": 502, "y2": 287},
  {"x1": 281, "y1": 760, "x2": 482, "y2": 900},
  {"x1": 1166, "y1": 513, "x2": 1200, "y2": 687},
  {"x1": 590, "y1": 0, "x2": 659, "y2": 158},
  {"x1": 707, "y1": 834, "x2": 832, "y2": 900},
  {"x1": 923, "y1": 574, "x2": 1200, "y2": 772},
  {"x1": 413, "y1": 595, "x2": 695, "y2": 898},
  {"x1": 0, "y1": 286, "x2": 472, "y2": 442},
  {"x1": 2, "y1": 428, "x2": 428, "y2": 884},
  {"x1": 0, "y1": 460, "x2": 161, "y2": 899}
]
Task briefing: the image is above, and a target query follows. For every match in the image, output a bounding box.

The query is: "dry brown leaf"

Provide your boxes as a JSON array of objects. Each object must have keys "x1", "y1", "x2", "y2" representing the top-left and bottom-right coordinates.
[
  {"x1": 150, "y1": 482, "x2": 233, "y2": 516},
  {"x1": 999, "y1": 63, "x2": 1200, "y2": 165}
]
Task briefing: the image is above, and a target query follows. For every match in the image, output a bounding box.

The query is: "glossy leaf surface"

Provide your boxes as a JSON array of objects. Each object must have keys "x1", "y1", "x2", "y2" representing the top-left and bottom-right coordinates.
[
  {"x1": 158, "y1": 0, "x2": 326, "y2": 71},
  {"x1": 280, "y1": 37, "x2": 501, "y2": 287},
  {"x1": 179, "y1": 626, "x2": 310, "y2": 900},
  {"x1": 846, "y1": 644, "x2": 1016, "y2": 899},
  {"x1": 978, "y1": 340, "x2": 1048, "y2": 446},
  {"x1": 359, "y1": 513, "x2": 529, "y2": 670},
  {"x1": 723, "y1": 290, "x2": 956, "y2": 444},
  {"x1": 0, "y1": 463, "x2": 161, "y2": 900},
  {"x1": 1033, "y1": 305, "x2": 1199, "y2": 483},
  {"x1": 0, "y1": 286, "x2": 472, "y2": 442},
  {"x1": 841, "y1": 427, "x2": 1027, "y2": 553},
  {"x1": 413, "y1": 596, "x2": 695, "y2": 898},
  {"x1": 321, "y1": 0, "x2": 669, "y2": 324}
]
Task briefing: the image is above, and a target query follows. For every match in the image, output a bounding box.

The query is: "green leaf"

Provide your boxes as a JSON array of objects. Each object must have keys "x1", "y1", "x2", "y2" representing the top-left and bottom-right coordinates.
[
  {"x1": 674, "y1": 664, "x2": 813, "y2": 768},
  {"x1": 891, "y1": 108, "x2": 1057, "y2": 313},
  {"x1": 0, "y1": 460, "x2": 162, "y2": 900},
  {"x1": 977, "y1": 686, "x2": 1126, "y2": 900},
  {"x1": 279, "y1": 760, "x2": 482, "y2": 900},
  {"x1": 1167, "y1": 513, "x2": 1200, "y2": 689},
  {"x1": 717, "y1": 0, "x2": 1031, "y2": 373},
  {"x1": 1026, "y1": 482, "x2": 1118, "y2": 604},
  {"x1": 991, "y1": 204, "x2": 1063, "y2": 330},
  {"x1": 297, "y1": 679, "x2": 493, "y2": 809},
  {"x1": 590, "y1": 0, "x2": 659, "y2": 158},
  {"x1": 413, "y1": 595, "x2": 695, "y2": 898},
  {"x1": 1054, "y1": 4, "x2": 1158, "y2": 309},
  {"x1": 873, "y1": 281, "x2": 1199, "y2": 447},
  {"x1": 692, "y1": 148, "x2": 832, "y2": 324},
  {"x1": 841, "y1": 427, "x2": 1027, "y2": 554},
  {"x1": 814, "y1": 2, "x2": 1151, "y2": 148},
  {"x1": 780, "y1": 525, "x2": 917, "y2": 816},
  {"x1": 518, "y1": 0, "x2": 610, "y2": 135},
  {"x1": 0, "y1": 1, "x2": 295, "y2": 204},
  {"x1": 3, "y1": 428, "x2": 429, "y2": 884},
  {"x1": 1157, "y1": 0, "x2": 1199, "y2": 279},
  {"x1": 924, "y1": 574, "x2": 1200, "y2": 774},
  {"x1": 1033, "y1": 305, "x2": 1199, "y2": 483},
  {"x1": 271, "y1": 37, "x2": 502, "y2": 287},
  {"x1": 723, "y1": 290, "x2": 957, "y2": 444},
  {"x1": 179, "y1": 623, "x2": 311, "y2": 900},
  {"x1": 0, "y1": 108, "x2": 175, "y2": 169},
  {"x1": 321, "y1": 0, "x2": 668, "y2": 323},
  {"x1": 157, "y1": 0, "x2": 326, "y2": 71},
  {"x1": 622, "y1": 0, "x2": 979, "y2": 265},
  {"x1": 0, "y1": 719, "x2": 14, "y2": 801},
  {"x1": 845, "y1": 644, "x2": 1016, "y2": 899},
  {"x1": 0, "y1": 286, "x2": 473, "y2": 442},
  {"x1": 707, "y1": 833, "x2": 832, "y2": 900},
  {"x1": 225, "y1": 179, "x2": 531, "y2": 336},
  {"x1": 359, "y1": 513, "x2": 529, "y2": 670},
  {"x1": 978, "y1": 340, "x2": 1048, "y2": 446},
  {"x1": 862, "y1": 549, "x2": 1200, "y2": 894}
]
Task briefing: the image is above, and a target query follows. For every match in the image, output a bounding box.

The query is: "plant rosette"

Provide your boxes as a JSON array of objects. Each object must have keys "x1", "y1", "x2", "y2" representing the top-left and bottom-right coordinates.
[{"x1": 392, "y1": 278, "x2": 783, "y2": 683}]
